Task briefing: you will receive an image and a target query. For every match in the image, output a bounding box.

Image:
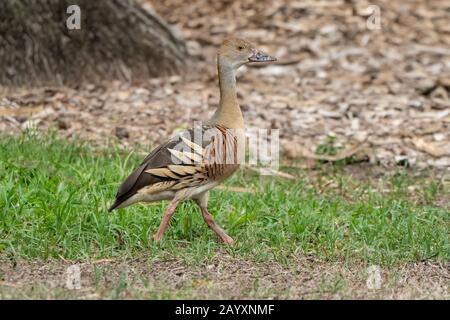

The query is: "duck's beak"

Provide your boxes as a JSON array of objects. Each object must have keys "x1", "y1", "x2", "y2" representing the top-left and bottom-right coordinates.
[{"x1": 248, "y1": 49, "x2": 277, "y2": 62}]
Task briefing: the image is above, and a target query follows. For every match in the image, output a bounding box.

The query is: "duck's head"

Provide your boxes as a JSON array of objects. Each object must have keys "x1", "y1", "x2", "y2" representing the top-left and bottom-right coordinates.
[{"x1": 218, "y1": 37, "x2": 276, "y2": 70}]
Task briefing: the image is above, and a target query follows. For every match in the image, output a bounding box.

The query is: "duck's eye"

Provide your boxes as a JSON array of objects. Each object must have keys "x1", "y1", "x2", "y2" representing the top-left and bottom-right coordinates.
[{"x1": 238, "y1": 46, "x2": 244, "y2": 50}]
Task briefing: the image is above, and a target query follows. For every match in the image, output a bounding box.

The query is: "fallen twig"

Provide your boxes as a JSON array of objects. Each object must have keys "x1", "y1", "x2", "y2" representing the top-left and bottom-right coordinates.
[
  {"x1": 411, "y1": 137, "x2": 450, "y2": 157},
  {"x1": 216, "y1": 185, "x2": 257, "y2": 194},
  {"x1": 243, "y1": 165, "x2": 296, "y2": 180}
]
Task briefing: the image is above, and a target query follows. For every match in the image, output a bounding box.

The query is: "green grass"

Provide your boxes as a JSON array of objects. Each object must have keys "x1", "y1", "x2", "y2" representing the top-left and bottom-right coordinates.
[{"x1": 0, "y1": 133, "x2": 448, "y2": 266}]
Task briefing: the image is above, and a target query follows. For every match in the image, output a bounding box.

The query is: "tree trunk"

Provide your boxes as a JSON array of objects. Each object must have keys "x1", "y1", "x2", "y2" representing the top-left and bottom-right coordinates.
[{"x1": 0, "y1": 0, "x2": 188, "y2": 87}]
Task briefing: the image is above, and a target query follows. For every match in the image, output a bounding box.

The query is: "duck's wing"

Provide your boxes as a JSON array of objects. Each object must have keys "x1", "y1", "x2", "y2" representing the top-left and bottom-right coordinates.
[{"x1": 109, "y1": 125, "x2": 239, "y2": 211}]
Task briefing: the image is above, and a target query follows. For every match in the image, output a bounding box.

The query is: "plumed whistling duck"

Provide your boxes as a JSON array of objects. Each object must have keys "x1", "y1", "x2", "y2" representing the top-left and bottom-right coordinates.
[{"x1": 109, "y1": 38, "x2": 276, "y2": 244}]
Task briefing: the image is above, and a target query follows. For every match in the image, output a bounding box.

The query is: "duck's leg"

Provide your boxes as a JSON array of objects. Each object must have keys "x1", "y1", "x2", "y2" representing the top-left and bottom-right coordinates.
[
  {"x1": 152, "y1": 198, "x2": 180, "y2": 242},
  {"x1": 195, "y1": 192, "x2": 234, "y2": 244},
  {"x1": 200, "y1": 207, "x2": 234, "y2": 244}
]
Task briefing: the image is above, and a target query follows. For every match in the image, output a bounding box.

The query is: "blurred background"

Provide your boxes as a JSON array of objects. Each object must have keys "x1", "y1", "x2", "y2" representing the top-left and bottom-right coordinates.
[{"x1": 0, "y1": 0, "x2": 449, "y2": 169}]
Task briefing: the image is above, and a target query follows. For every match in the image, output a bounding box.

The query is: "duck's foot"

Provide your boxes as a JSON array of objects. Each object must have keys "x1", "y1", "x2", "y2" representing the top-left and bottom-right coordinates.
[
  {"x1": 199, "y1": 206, "x2": 234, "y2": 245},
  {"x1": 152, "y1": 233, "x2": 163, "y2": 242},
  {"x1": 220, "y1": 234, "x2": 234, "y2": 244}
]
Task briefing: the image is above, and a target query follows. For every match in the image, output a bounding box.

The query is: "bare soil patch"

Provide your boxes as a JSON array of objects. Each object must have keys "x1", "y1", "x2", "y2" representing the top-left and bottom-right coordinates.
[{"x1": 1, "y1": 254, "x2": 448, "y2": 299}]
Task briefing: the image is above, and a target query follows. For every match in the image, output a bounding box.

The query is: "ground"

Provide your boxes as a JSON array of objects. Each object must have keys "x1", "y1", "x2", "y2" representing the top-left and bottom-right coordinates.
[
  {"x1": 1, "y1": 256, "x2": 448, "y2": 299},
  {"x1": 0, "y1": 136, "x2": 448, "y2": 299},
  {"x1": 0, "y1": 0, "x2": 449, "y2": 299}
]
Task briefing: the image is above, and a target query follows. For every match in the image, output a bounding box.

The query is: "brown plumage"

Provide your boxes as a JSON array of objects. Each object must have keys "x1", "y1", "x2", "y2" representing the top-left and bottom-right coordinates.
[{"x1": 109, "y1": 37, "x2": 276, "y2": 243}]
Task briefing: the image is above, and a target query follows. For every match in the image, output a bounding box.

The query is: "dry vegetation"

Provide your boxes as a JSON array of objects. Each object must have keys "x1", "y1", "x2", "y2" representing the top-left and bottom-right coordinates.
[
  {"x1": 0, "y1": 0, "x2": 449, "y2": 168},
  {"x1": 1, "y1": 255, "x2": 448, "y2": 299}
]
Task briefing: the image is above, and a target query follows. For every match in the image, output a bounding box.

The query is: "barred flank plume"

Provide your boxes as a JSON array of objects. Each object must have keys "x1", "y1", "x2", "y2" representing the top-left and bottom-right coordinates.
[{"x1": 109, "y1": 125, "x2": 242, "y2": 210}]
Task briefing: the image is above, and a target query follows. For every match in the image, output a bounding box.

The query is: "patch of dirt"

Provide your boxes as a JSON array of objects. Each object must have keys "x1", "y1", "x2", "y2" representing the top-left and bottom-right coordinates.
[{"x1": 0, "y1": 255, "x2": 448, "y2": 299}]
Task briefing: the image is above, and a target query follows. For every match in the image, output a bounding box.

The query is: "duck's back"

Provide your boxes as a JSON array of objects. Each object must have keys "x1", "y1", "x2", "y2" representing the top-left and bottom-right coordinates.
[{"x1": 109, "y1": 124, "x2": 243, "y2": 211}]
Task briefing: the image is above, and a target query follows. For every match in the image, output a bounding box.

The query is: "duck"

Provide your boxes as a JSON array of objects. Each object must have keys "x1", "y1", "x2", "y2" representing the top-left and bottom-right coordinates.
[{"x1": 109, "y1": 37, "x2": 276, "y2": 244}]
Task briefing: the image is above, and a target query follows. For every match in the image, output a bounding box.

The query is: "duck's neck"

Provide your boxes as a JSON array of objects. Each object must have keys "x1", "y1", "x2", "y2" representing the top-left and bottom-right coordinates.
[{"x1": 210, "y1": 59, "x2": 244, "y2": 129}]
